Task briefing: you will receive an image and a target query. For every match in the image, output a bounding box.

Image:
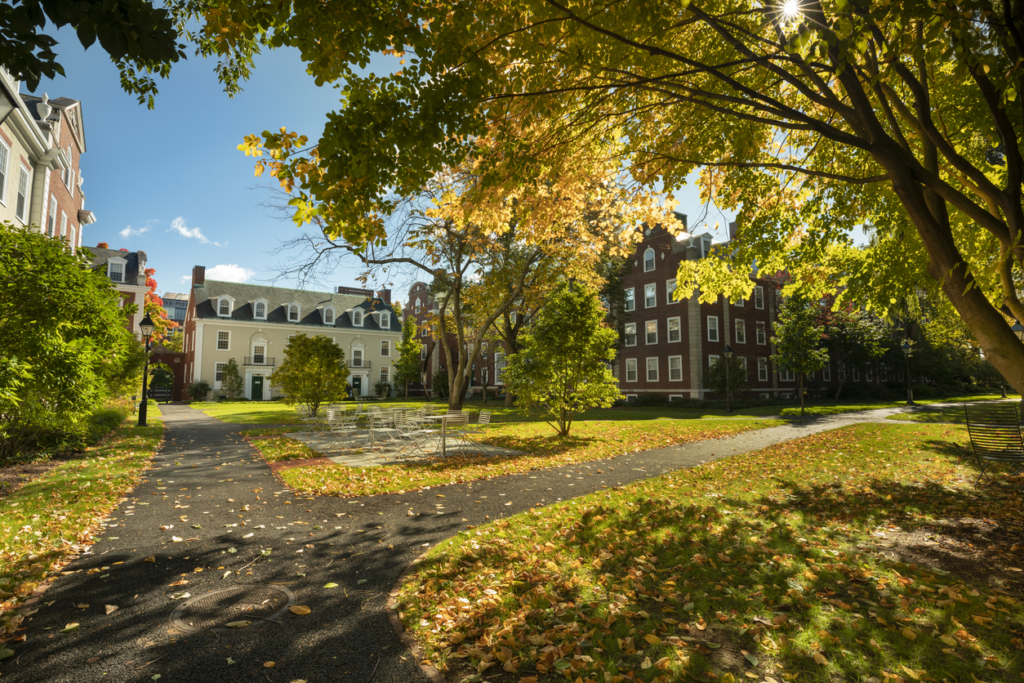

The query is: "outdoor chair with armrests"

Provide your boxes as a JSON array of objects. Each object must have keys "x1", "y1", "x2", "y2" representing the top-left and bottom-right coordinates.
[{"x1": 964, "y1": 403, "x2": 1024, "y2": 491}]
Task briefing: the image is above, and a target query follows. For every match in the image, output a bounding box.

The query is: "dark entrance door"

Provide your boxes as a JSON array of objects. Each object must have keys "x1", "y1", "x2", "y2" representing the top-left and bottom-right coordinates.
[
  {"x1": 251, "y1": 375, "x2": 264, "y2": 401},
  {"x1": 351, "y1": 376, "x2": 362, "y2": 397}
]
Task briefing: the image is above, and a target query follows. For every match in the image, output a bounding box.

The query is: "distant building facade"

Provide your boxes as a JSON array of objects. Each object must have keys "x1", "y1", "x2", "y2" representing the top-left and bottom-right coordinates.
[{"x1": 83, "y1": 246, "x2": 150, "y2": 335}]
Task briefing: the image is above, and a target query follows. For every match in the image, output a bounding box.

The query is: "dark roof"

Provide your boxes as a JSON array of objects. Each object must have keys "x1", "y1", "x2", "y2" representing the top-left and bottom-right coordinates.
[
  {"x1": 195, "y1": 280, "x2": 402, "y2": 332},
  {"x1": 82, "y1": 247, "x2": 147, "y2": 286},
  {"x1": 20, "y1": 94, "x2": 79, "y2": 122}
]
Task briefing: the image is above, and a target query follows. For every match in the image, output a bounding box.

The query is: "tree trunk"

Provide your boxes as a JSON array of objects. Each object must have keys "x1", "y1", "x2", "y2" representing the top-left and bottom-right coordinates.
[
  {"x1": 798, "y1": 372, "x2": 805, "y2": 416},
  {"x1": 834, "y1": 379, "x2": 846, "y2": 401},
  {"x1": 404, "y1": 379, "x2": 409, "y2": 400}
]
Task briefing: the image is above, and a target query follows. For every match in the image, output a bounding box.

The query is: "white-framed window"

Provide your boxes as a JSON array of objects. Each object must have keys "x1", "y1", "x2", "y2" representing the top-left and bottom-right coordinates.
[
  {"x1": 734, "y1": 294, "x2": 744, "y2": 308},
  {"x1": 625, "y1": 358, "x2": 638, "y2": 382},
  {"x1": 646, "y1": 357, "x2": 659, "y2": 382},
  {"x1": 0, "y1": 139, "x2": 8, "y2": 205},
  {"x1": 669, "y1": 355, "x2": 683, "y2": 381},
  {"x1": 645, "y1": 320, "x2": 657, "y2": 345},
  {"x1": 667, "y1": 316, "x2": 681, "y2": 343},
  {"x1": 643, "y1": 247, "x2": 655, "y2": 272},
  {"x1": 15, "y1": 166, "x2": 29, "y2": 222},
  {"x1": 645, "y1": 283, "x2": 656, "y2": 308},
  {"x1": 323, "y1": 306, "x2": 335, "y2": 325},
  {"x1": 839, "y1": 362, "x2": 846, "y2": 381},
  {"x1": 351, "y1": 348, "x2": 364, "y2": 367},
  {"x1": 218, "y1": 297, "x2": 232, "y2": 317},
  {"x1": 353, "y1": 309, "x2": 363, "y2": 326},
  {"x1": 758, "y1": 357, "x2": 768, "y2": 382},
  {"x1": 707, "y1": 316, "x2": 719, "y2": 342},
  {"x1": 624, "y1": 288, "x2": 635, "y2": 312},
  {"x1": 47, "y1": 195, "x2": 57, "y2": 235},
  {"x1": 382, "y1": 312, "x2": 392, "y2": 329},
  {"x1": 215, "y1": 362, "x2": 227, "y2": 384},
  {"x1": 288, "y1": 304, "x2": 300, "y2": 322},
  {"x1": 420, "y1": 326, "x2": 428, "y2": 337},
  {"x1": 217, "y1": 330, "x2": 230, "y2": 350},
  {"x1": 780, "y1": 368, "x2": 795, "y2": 382},
  {"x1": 419, "y1": 347, "x2": 427, "y2": 361},
  {"x1": 494, "y1": 351, "x2": 506, "y2": 384},
  {"x1": 252, "y1": 343, "x2": 266, "y2": 364},
  {"x1": 734, "y1": 319, "x2": 746, "y2": 344},
  {"x1": 254, "y1": 300, "x2": 267, "y2": 319},
  {"x1": 823, "y1": 362, "x2": 831, "y2": 381},
  {"x1": 669, "y1": 394, "x2": 683, "y2": 401},
  {"x1": 756, "y1": 321, "x2": 766, "y2": 345},
  {"x1": 853, "y1": 366, "x2": 860, "y2": 381},
  {"x1": 666, "y1": 278, "x2": 677, "y2": 303},
  {"x1": 108, "y1": 260, "x2": 125, "y2": 283},
  {"x1": 624, "y1": 322, "x2": 637, "y2": 347},
  {"x1": 414, "y1": 299, "x2": 422, "y2": 313},
  {"x1": 380, "y1": 366, "x2": 390, "y2": 382},
  {"x1": 866, "y1": 366, "x2": 873, "y2": 382},
  {"x1": 69, "y1": 225, "x2": 76, "y2": 253},
  {"x1": 60, "y1": 211, "x2": 67, "y2": 237},
  {"x1": 626, "y1": 394, "x2": 638, "y2": 402},
  {"x1": 381, "y1": 340, "x2": 391, "y2": 357},
  {"x1": 754, "y1": 286, "x2": 765, "y2": 310}
]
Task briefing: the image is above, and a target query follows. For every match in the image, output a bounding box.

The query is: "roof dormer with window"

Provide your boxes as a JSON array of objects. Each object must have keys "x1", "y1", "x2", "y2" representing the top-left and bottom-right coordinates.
[
  {"x1": 351, "y1": 309, "x2": 364, "y2": 327},
  {"x1": 321, "y1": 305, "x2": 336, "y2": 325},
  {"x1": 286, "y1": 302, "x2": 301, "y2": 322},
  {"x1": 217, "y1": 295, "x2": 235, "y2": 317},
  {"x1": 253, "y1": 298, "x2": 268, "y2": 320},
  {"x1": 107, "y1": 256, "x2": 127, "y2": 283}
]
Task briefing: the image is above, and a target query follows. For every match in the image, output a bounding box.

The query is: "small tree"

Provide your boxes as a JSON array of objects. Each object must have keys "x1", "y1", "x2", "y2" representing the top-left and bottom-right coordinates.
[
  {"x1": 188, "y1": 380, "x2": 212, "y2": 402},
  {"x1": 431, "y1": 367, "x2": 450, "y2": 399},
  {"x1": 392, "y1": 316, "x2": 423, "y2": 398},
  {"x1": 221, "y1": 358, "x2": 244, "y2": 399},
  {"x1": 271, "y1": 334, "x2": 350, "y2": 416},
  {"x1": 503, "y1": 281, "x2": 620, "y2": 437},
  {"x1": 771, "y1": 294, "x2": 830, "y2": 416},
  {"x1": 705, "y1": 356, "x2": 748, "y2": 401}
]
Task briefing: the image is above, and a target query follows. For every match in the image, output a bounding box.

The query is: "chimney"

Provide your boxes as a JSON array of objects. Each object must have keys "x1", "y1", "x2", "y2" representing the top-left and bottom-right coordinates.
[
  {"x1": 336, "y1": 285, "x2": 373, "y2": 297},
  {"x1": 728, "y1": 221, "x2": 738, "y2": 242},
  {"x1": 192, "y1": 265, "x2": 205, "y2": 286},
  {"x1": 376, "y1": 288, "x2": 392, "y2": 305}
]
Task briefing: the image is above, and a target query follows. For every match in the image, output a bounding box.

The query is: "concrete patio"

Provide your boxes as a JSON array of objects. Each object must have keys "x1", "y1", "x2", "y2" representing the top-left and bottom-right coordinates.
[{"x1": 287, "y1": 430, "x2": 528, "y2": 468}]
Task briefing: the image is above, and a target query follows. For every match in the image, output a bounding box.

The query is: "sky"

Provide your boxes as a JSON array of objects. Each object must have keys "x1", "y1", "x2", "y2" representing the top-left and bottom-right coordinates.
[{"x1": 31, "y1": 29, "x2": 736, "y2": 301}]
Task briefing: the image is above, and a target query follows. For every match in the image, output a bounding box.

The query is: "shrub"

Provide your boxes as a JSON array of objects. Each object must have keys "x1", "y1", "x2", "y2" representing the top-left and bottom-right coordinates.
[
  {"x1": 633, "y1": 392, "x2": 669, "y2": 407},
  {"x1": 373, "y1": 380, "x2": 392, "y2": 398},
  {"x1": 188, "y1": 380, "x2": 212, "y2": 401},
  {"x1": 431, "y1": 368, "x2": 450, "y2": 398},
  {"x1": 912, "y1": 383, "x2": 937, "y2": 398}
]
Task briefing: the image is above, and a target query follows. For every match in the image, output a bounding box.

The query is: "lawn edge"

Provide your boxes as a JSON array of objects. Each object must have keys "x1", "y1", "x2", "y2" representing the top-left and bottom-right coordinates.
[{"x1": 385, "y1": 551, "x2": 445, "y2": 683}]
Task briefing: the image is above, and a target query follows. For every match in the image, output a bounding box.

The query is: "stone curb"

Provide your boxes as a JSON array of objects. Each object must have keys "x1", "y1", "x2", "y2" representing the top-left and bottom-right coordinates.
[{"x1": 385, "y1": 552, "x2": 445, "y2": 683}]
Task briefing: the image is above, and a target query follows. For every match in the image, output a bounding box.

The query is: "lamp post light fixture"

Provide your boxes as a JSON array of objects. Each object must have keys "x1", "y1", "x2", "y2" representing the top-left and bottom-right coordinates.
[
  {"x1": 138, "y1": 314, "x2": 155, "y2": 427},
  {"x1": 723, "y1": 344, "x2": 733, "y2": 414},
  {"x1": 900, "y1": 339, "x2": 915, "y2": 406}
]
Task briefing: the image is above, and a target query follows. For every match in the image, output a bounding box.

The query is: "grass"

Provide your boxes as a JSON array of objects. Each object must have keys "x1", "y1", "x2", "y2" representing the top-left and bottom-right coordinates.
[
  {"x1": 198, "y1": 394, "x2": 1020, "y2": 425},
  {"x1": 888, "y1": 402, "x2": 1023, "y2": 425},
  {"x1": 0, "y1": 414, "x2": 164, "y2": 640},
  {"x1": 246, "y1": 418, "x2": 784, "y2": 497},
  {"x1": 395, "y1": 423, "x2": 1024, "y2": 683}
]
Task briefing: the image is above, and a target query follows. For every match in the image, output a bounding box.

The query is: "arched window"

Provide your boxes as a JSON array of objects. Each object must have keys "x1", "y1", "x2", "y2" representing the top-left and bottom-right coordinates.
[
  {"x1": 353, "y1": 310, "x2": 363, "y2": 326},
  {"x1": 219, "y1": 298, "x2": 231, "y2": 316},
  {"x1": 288, "y1": 304, "x2": 299, "y2": 322},
  {"x1": 324, "y1": 307, "x2": 335, "y2": 325},
  {"x1": 414, "y1": 299, "x2": 421, "y2": 313},
  {"x1": 254, "y1": 302, "x2": 266, "y2": 319},
  {"x1": 380, "y1": 312, "x2": 390, "y2": 329},
  {"x1": 643, "y1": 247, "x2": 655, "y2": 272}
]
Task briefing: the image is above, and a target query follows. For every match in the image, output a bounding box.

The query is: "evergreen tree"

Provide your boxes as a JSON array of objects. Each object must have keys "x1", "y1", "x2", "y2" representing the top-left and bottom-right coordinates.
[
  {"x1": 221, "y1": 358, "x2": 245, "y2": 399},
  {"x1": 392, "y1": 316, "x2": 423, "y2": 399}
]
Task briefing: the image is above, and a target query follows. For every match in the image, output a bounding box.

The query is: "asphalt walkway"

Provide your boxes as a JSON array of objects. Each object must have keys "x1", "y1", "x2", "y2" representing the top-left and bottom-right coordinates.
[{"x1": 0, "y1": 402, "x2": 980, "y2": 682}]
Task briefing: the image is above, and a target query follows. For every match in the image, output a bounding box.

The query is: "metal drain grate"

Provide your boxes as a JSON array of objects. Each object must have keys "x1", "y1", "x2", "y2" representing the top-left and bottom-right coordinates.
[{"x1": 170, "y1": 585, "x2": 296, "y2": 632}]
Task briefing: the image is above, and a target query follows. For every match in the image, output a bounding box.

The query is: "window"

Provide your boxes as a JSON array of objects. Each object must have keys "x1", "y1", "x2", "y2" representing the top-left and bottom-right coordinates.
[
  {"x1": 510, "y1": 311, "x2": 517, "y2": 326},
  {"x1": 288, "y1": 304, "x2": 300, "y2": 322},
  {"x1": 734, "y1": 294, "x2": 744, "y2": 308},
  {"x1": 69, "y1": 225, "x2": 76, "y2": 253},
  {"x1": 15, "y1": 167, "x2": 29, "y2": 221},
  {"x1": 217, "y1": 331, "x2": 230, "y2": 350},
  {"x1": 624, "y1": 288, "x2": 635, "y2": 312},
  {"x1": 823, "y1": 362, "x2": 831, "y2": 381},
  {"x1": 758, "y1": 357, "x2": 768, "y2": 382},
  {"x1": 739, "y1": 357, "x2": 748, "y2": 373},
  {"x1": 645, "y1": 283, "x2": 656, "y2": 308},
  {"x1": 254, "y1": 301, "x2": 266, "y2": 319},
  {"x1": 495, "y1": 351, "x2": 506, "y2": 384},
  {"x1": 0, "y1": 141, "x2": 7, "y2": 204},
  {"x1": 646, "y1": 357, "x2": 659, "y2": 382},
  {"x1": 108, "y1": 262, "x2": 124, "y2": 283},
  {"x1": 734, "y1": 319, "x2": 746, "y2": 344},
  {"x1": 323, "y1": 307, "x2": 335, "y2": 325},
  {"x1": 669, "y1": 394, "x2": 683, "y2": 401},
  {"x1": 853, "y1": 366, "x2": 860, "y2": 381},
  {"x1": 707, "y1": 316, "x2": 719, "y2": 342},
  {"x1": 754, "y1": 286, "x2": 765, "y2": 310},
  {"x1": 669, "y1": 355, "x2": 683, "y2": 381},
  {"x1": 353, "y1": 310, "x2": 363, "y2": 326},
  {"x1": 780, "y1": 368, "x2": 795, "y2": 382},
  {"x1": 624, "y1": 323, "x2": 637, "y2": 347},
  {"x1": 215, "y1": 362, "x2": 227, "y2": 383},
  {"x1": 866, "y1": 366, "x2": 873, "y2": 382},
  {"x1": 63, "y1": 146, "x2": 72, "y2": 188},
  {"x1": 352, "y1": 349, "x2": 364, "y2": 367},
  {"x1": 625, "y1": 358, "x2": 637, "y2": 382},
  {"x1": 666, "y1": 278, "x2": 677, "y2": 303},
  {"x1": 414, "y1": 299, "x2": 421, "y2": 313},
  {"x1": 420, "y1": 326, "x2": 428, "y2": 337},
  {"x1": 701, "y1": 236, "x2": 712, "y2": 258},
  {"x1": 47, "y1": 195, "x2": 56, "y2": 235},
  {"x1": 380, "y1": 312, "x2": 390, "y2": 329},
  {"x1": 218, "y1": 298, "x2": 231, "y2": 316},
  {"x1": 253, "y1": 344, "x2": 266, "y2": 364},
  {"x1": 60, "y1": 211, "x2": 67, "y2": 237},
  {"x1": 643, "y1": 247, "x2": 655, "y2": 272},
  {"x1": 380, "y1": 366, "x2": 390, "y2": 383},
  {"x1": 756, "y1": 321, "x2": 766, "y2": 345},
  {"x1": 667, "y1": 317, "x2": 681, "y2": 343},
  {"x1": 420, "y1": 347, "x2": 427, "y2": 361},
  {"x1": 381, "y1": 340, "x2": 391, "y2": 357},
  {"x1": 839, "y1": 362, "x2": 846, "y2": 381},
  {"x1": 645, "y1": 320, "x2": 657, "y2": 345}
]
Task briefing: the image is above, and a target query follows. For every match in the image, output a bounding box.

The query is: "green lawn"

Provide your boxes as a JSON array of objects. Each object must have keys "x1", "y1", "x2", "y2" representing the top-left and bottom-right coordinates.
[
  {"x1": 395, "y1": 423, "x2": 1024, "y2": 683},
  {"x1": 0, "y1": 415, "x2": 164, "y2": 641},
  {"x1": 888, "y1": 401, "x2": 1022, "y2": 424},
  {"x1": 246, "y1": 418, "x2": 784, "y2": 497},
  {"x1": 198, "y1": 394, "x2": 1020, "y2": 425}
]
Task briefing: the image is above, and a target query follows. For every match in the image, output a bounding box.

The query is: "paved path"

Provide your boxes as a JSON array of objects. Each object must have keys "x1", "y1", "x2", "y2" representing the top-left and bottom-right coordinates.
[{"x1": 0, "y1": 403, "x2": 980, "y2": 682}]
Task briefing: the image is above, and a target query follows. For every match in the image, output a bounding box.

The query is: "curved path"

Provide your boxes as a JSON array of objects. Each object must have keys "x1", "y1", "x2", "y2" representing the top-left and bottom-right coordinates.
[{"x1": 0, "y1": 403, "x2": 977, "y2": 682}]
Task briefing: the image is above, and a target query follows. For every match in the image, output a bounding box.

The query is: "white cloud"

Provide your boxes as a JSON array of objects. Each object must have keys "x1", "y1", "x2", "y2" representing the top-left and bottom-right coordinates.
[
  {"x1": 119, "y1": 224, "x2": 151, "y2": 238},
  {"x1": 169, "y1": 217, "x2": 221, "y2": 246},
  {"x1": 180, "y1": 275, "x2": 191, "y2": 283},
  {"x1": 206, "y1": 264, "x2": 256, "y2": 283}
]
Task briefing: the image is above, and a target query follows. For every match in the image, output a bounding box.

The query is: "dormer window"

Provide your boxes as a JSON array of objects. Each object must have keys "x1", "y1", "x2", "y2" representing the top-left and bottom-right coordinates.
[
  {"x1": 107, "y1": 258, "x2": 126, "y2": 283},
  {"x1": 701, "y1": 237, "x2": 713, "y2": 258},
  {"x1": 254, "y1": 299, "x2": 267, "y2": 320},
  {"x1": 217, "y1": 297, "x2": 233, "y2": 317},
  {"x1": 353, "y1": 310, "x2": 363, "y2": 327},
  {"x1": 288, "y1": 303, "x2": 300, "y2": 322},
  {"x1": 380, "y1": 312, "x2": 390, "y2": 329},
  {"x1": 643, "y1": 247, "x2": 655, "y2": 272},
  {"x1": 323, "y1": 306, "x2": 335, "y2": 325}
]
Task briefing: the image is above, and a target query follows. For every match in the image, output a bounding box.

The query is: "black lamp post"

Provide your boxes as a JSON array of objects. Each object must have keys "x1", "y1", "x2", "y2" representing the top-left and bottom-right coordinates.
[
  {"x1": 138, "y1": 314, "x2": 155, "y2": 426},
  {"x1": 723, "y1": 344, "x2": 733, "y2": 413},
  {"x1": 901, "y1": 340, "x2": 914, "y2": 406}
]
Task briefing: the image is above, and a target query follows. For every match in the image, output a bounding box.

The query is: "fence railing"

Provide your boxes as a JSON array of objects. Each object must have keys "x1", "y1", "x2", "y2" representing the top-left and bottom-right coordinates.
[
  {"x1": 243, "y1": 356, "x2": 275, "y2": 366},
  {"x1": 346, "y1": 360, "x2": 372, "y2": 369}
]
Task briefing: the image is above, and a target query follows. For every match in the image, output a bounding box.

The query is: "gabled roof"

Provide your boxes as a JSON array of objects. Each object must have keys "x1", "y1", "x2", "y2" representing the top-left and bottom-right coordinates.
[
  {"x1": 194, "y1": 280, "x2": 401, "y2": 332},
  {"x1": 82, "y1": 247, "x2": 147, "y2": 286},
  {"x1": 20, "y1": 94, "x2": 85, "y2": 152}
]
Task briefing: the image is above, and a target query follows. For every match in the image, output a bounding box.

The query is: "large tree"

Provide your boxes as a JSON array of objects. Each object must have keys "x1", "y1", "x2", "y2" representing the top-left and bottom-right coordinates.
[
  {"x1": 220, "y1": 0, "x2": 1024, "y2": 395},
  {"x1": 271, "y1": 334, "x2": 349, "y2": 416}
]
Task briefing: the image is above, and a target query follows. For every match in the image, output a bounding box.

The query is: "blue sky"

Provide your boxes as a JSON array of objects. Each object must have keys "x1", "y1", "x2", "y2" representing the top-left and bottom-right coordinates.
[{"x1": 32, "y1": 31, "x2": 734, "y2": 300}]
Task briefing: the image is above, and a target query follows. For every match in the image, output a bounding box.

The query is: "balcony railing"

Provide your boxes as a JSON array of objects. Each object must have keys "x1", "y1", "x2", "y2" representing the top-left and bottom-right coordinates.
[
  {"x1": 346, "y1": 360, "x2": 371, "y2": 369},
  {"x1": 244, "y1": 356, "x2": 275, "y2": 366}
]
